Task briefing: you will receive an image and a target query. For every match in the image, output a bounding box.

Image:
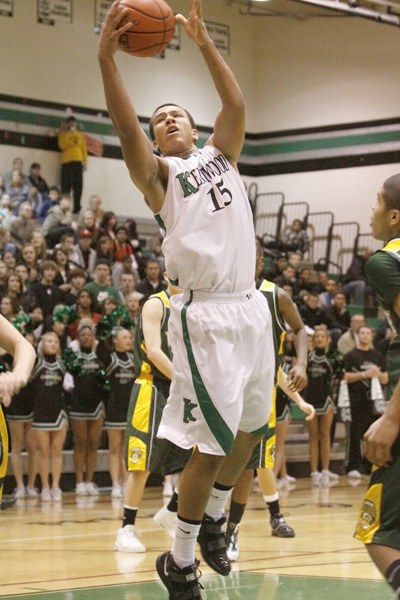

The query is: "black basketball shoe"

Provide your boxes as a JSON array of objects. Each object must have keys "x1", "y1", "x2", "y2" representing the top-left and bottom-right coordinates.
[
  {"x1": 156, "y1": 551, "x2": 203, "y2": 600},
  {"x1": 197, "y1": 514, "x2": 231, "y2": 575}
]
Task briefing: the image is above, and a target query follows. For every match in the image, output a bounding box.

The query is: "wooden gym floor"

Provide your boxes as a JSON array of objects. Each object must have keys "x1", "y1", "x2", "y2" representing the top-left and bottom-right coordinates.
[{"x1": 0, "y1": 477, "x2": 395, "y2": 600}]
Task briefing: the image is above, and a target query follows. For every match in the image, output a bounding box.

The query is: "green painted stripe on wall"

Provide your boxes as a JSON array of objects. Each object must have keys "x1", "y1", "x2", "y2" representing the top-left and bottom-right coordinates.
[{"x1": 2, "y1": 94, "x2": 400, "y2": 173}]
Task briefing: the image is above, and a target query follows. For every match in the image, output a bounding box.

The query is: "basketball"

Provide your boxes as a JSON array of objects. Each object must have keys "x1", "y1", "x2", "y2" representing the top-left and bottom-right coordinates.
[{"x1": 118, "y1": 0, "x2": 175, "y2": 58}]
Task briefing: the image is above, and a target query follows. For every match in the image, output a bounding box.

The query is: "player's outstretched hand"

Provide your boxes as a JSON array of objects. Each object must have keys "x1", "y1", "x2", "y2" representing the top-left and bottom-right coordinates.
[
  {"x1": 362, "y1": 414, "x2": 399, "y2": 467},
  {"x1": 98, "y1": 0, "x2": 133, "y2": 60},
  {"x1": 176, "y1": 0, "x2": 210, "y2": 46}
]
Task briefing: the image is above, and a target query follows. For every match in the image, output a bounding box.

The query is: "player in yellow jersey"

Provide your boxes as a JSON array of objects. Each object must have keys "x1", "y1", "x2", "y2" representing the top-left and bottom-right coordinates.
[{"x1": 0, "y1": 314, "x2": 36, "y2": 505}]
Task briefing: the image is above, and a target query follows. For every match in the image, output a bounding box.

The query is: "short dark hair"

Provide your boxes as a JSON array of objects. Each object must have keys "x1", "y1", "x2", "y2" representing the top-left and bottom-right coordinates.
[
  {"x1": 68, "y1": 268, "x2": 87, "y2": 282},
  {"x1": 40, "y1": 260, "x2": 58, "y2": 275},
  {"x1": 95, "y1": 259, "x2": 111, "y2": 272},
  {"x1": 149, "y1": 104, "x2": 196, "y2": 141},
  {"x1": 383, "y1": 174, "x2": 400, "y2": 211}
]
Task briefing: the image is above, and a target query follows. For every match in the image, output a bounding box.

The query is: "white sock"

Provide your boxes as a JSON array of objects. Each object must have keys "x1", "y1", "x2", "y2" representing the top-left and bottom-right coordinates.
[
  {"x1": 263, "y1": 492, "x2": 279, "y2": 504},
  {"x1": 172, "y1": 517, "x2": 201, "y2": 568},
  {"x1": 204, "y1": 486, "x2": 232, "y2": 521}
]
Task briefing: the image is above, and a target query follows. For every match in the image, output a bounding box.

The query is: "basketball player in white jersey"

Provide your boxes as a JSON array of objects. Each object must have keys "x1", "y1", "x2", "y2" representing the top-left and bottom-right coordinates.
[{"x1": 98, "y1": 2, "x2": 292, "y2": 597}]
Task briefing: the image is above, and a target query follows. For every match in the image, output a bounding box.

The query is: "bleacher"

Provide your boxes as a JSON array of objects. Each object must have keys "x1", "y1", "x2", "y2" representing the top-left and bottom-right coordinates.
[{"x1": 250, "y1": 183, "x2": 384, "y2": 475}]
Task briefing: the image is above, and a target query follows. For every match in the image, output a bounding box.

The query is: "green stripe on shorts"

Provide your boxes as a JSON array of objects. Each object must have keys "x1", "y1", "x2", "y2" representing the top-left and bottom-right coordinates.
[{"x1": 181, "y1": 292, "x2": 234, "y2": 455}]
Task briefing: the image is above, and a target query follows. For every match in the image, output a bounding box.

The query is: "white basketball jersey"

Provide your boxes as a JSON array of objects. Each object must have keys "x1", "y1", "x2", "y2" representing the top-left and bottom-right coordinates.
[{"x1": 155, "y1": 145, "x2": 255, "y2": 293}]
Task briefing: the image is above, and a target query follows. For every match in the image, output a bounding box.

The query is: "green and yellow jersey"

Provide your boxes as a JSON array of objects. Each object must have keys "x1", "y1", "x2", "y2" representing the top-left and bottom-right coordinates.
[
  {"x1": 366, "y1": 239, "x2": 400, "y2": 393},
  {"x1": 134, "y1": 290, "x2": 171, "y2": 384}
]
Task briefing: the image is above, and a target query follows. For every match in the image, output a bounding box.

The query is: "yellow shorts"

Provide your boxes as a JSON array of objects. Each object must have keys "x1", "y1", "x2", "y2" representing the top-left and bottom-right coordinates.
[{"x1": 0, "y1": 406, "x2": 9, "y2": 502}]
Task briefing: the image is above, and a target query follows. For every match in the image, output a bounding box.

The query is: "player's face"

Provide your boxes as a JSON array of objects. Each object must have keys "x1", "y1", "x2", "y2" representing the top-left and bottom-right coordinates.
[
  {"x1": 371, "y1": 190, "x2": 391, "y2": 241},
  {"x1": 151, "y1": 105, "x2": 198, "y2": 156}
]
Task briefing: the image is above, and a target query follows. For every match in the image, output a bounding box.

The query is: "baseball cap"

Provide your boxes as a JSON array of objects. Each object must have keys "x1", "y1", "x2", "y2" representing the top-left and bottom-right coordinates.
[{"x1": 79, "y1": 229, "x2": 93, "y2": 238}]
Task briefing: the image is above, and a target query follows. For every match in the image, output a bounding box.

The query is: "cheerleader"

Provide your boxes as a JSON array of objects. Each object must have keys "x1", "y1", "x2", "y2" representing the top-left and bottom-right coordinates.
[
  {"x1": 304, "y1": 328, "x2": 338, "y2": 487},
  {"x1": 103, "y1": 327, "x2": 135, "y2": 498},
  {"x1": 67, "y1": 320, "x2": 106, "y2": 496},
  {"x1": 3, "y1": 334, "x2": 38, "y2": 498},
  {"x1": 31, "y1": 332, "x2": 68, "y2": 501}
]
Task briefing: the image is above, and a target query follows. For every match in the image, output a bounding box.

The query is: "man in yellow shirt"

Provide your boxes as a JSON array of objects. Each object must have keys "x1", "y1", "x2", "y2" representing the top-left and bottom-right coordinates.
[{"x1": 58, "y1": 116, "x2": 88, "y2": 213}]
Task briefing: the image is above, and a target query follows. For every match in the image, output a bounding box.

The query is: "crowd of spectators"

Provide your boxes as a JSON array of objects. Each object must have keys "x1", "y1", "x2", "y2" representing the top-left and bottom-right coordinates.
[
  {"x1": 0, "y1": 156, "x2": 171, "y2": 500},
  {"x1": 261, "y1": 243, "x2": 393, "y2": 484},
  {"x1": 0, "y1": 154, "x2": 388, "y2": 495}
]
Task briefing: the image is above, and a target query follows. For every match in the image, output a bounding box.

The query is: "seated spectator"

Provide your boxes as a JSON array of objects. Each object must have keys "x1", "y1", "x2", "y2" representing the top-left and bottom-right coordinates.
[
  {"x1": 3, "y1": 250, "x2": 17, "y2": 272},
  {"x1": 95, "y1": 235, "x2": 115, "y2": 264},
  {"x1": 0, "y1": 193, "x2": 13, "y2": 228},
  {"x1": 341, "y1": 248, "x2": 374, "y2": 306},
  {"x1": 135, "y1": 258, "x2": 167, "y2": 300},
  {"x1": 95, "y1": 211, "x2": 117, "y2": 246},
  {"x1": 68, "y1": 288, "x2": 101, "y2": 340},
  {"x1": 69, "y1": 229, "x2": 97, "y2": 278},
  {"x1": 6, "y1": 170, "x2": 30, "y2": 214},
  {"x1": 0, "y1": 294, "x2": 21, "y2": 322},
  {"x1": 322, "y1": 291, "x2": 351, "y2": 348},
  {"x1": 36, "y1": 186, "x2": 60, "y2": 225},
  {"x1": 337, "y1": 313, "x2": 366, "y2": 355},
  {"x1": 63, "y1": 268, "x2": 88, "y2": 306},
  {"x1": 112, "y1": 226, "x2": 136, "y2": 287},
  {"x1": 28, "y1": 162, "x2": 49, "y2": 195},
  {"x1": 30, "y1": 260, "x2": 66, "y2": 318},
  {"x1": 100, "y1": 294, "x2": 118, "y2": 316},
  {"x1": 20, "y1": 243, "x2": 40, "y2": 285},
  {"x1": 297, "y1": 267, "x2": 319, "y2": 298},
  {"x1": 299, "y1": 290, "x2": 332, "y2": 330},
  {"x1": 147, "y1": 230, "x2": 165, "y2": 274},
  {"x1": 112, "y1": 253, "x2": 139, "y2": 290},
  {"x1": 3, "y1": 157, "x2": 29, "y2": 186},
  {"x1": 118, "y1": 272, "x2": 137, "y2": 305},
  {"x1": 125, "y1": 291, "x2": 143, "y2": 327},
  {"x1": 0, "y1": 260, "x2": 7, "y2": 296},
  {"x1": 84, "y1": 260, "x2": 121, "y2": 308},
  {"x1": 318, "y1": 278, "x2": 339, "y2": 308},
  {"x1": 287, "y1": 250, "x2": 303, "y2": 272},
  {"x1": 274, "y1": 265, "x2": 300, "y2": 297},
  {"x1": 282, "y1": 218, "x2": 310, "y2": 256},
  {"x1": 3, "y1": 272, "x2": 24, "y2": 303},
  {"x1": 0, "y1": 225, "x2": 17, "y2": 257},
  {"x1": 88, "y1": 194, "x2": 104, "y2": 228},
  {"x1": 41, "y1": 194, "x2": 76, "y2": 248},
  {"x1": 29, "y1": 230, "x2": 49, "y2": 262},
  {"x1": 55, "y1": 231, "x2": 75, "y2": 261},
  {"x1": 14, "y1": 263, "x2": 30, "y2": 290},
  {"x1": 314, "y1": 270, "x2": 329, "y2": 294},
  {"x1": 77, "y1": 209, "x2": 97, "y2": 241},
  {"x1": 263, "y1": 252, "x2": 288, "y2": 281},
  {"x1": 9, "y1": 202, "x2": 39, "y2": 250},
  {"x1": 52, "y1": 248, "x2": 72, "y2": 293}
]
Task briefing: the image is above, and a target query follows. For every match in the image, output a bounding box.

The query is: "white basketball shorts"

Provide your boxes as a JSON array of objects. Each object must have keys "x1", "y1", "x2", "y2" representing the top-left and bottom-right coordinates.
[{"x1": 157, "y1": 286, "x2": 275, "y2": 455}]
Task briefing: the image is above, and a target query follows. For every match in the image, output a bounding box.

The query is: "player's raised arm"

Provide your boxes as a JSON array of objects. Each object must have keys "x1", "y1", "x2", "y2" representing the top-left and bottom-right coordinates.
[
  {"x1": 98, "y1": 1, "x2": 166, "y2": 212},
  {"x1": 176, "y1": 0, "x2": 245, "y2": 165}
]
